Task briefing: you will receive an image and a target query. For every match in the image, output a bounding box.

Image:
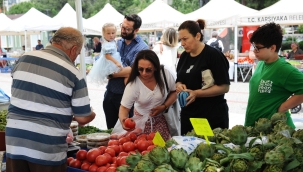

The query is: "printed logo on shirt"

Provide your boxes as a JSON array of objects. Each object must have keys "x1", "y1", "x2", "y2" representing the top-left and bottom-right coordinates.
[
  {"x1": 258, "y1": 79, "x2": 273, "y2": 93},
  {"x1": 186, "y1": 65, "x2": 194, "y2": 73}
]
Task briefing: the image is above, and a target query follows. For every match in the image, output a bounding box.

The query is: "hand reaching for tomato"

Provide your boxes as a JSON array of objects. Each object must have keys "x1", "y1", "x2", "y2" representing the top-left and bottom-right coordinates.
[{"x1": 122, "y1": 118, "x2": 136, "y2": 131}]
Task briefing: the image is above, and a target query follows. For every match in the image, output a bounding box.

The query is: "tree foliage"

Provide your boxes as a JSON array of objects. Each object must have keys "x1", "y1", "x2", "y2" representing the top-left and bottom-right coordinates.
[{"x1": 4, "y1": 0, "x2": 279, "y2": 19}]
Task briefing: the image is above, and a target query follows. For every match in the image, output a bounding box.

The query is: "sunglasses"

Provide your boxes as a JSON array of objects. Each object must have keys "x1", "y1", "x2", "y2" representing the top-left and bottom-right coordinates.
[
  {"x1": 252, "y1": 42, "x2": 267, "y2": 53},
  {"x1": 138, "y1": 67, "x2": 153, "y2": 73}
]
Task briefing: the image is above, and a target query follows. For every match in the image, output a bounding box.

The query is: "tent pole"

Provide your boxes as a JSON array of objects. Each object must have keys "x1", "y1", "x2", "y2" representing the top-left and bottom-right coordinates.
[
  {"x1": 24, "y1": 31, "x2": 27, "y2": 52},
  {"x1": 234, "y1": 19, "x2": 238, "y2": 83},
  {"x1": 75, "y1": 0, "x2": 86, "y2": 79}
]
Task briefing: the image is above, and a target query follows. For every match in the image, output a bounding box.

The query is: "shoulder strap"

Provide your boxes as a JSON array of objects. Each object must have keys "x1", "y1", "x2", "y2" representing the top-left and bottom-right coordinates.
[{"x1": 161, "y1": 65, "x2": 169, "y2": 92}]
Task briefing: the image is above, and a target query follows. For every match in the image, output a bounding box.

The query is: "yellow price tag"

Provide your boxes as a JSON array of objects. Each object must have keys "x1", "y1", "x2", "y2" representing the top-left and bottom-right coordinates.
[
  {"x1": 190, "y1": 118, "x2": 214, "y2": 136},
  {"x1": 152, "y1": 131, "x2": 165, "y2": 147}
]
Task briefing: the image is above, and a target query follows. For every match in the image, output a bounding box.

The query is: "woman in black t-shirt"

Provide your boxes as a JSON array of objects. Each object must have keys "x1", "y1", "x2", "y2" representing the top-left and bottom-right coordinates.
[{"x1": 176, "y1": 19, "x2": 230, "y2": 135}]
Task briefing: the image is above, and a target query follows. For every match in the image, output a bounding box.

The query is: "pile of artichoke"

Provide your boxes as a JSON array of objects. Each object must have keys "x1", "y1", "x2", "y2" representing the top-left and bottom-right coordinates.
[{"x1": 184, "y1": 112, "x2": 303, "y2": 172}]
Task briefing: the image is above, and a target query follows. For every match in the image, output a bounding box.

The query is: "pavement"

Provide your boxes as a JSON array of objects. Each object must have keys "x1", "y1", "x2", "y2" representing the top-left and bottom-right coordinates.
[{"x1": 0, "y1": 72, "x2": 302, "y2": 130}]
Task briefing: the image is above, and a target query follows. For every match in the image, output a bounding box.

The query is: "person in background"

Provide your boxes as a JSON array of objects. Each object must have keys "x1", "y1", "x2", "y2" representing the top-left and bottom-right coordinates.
[
  {"x1": 103, "y1": 14, "x2": 149, "y2": 129},
  {"x1": 87, "y1": 23, "x2": 125, "y2": 85},
  {"x1": 119, "y1": 50, "x2": 177, "y2": 141},
  {"x1": 176, "y1": 19, "x2": 230, "y2": 135},
  {"x1": 93, "y1": 37, "x2": 102, "y2": 53},
  {"x1": 153, "y1": 27, "x2": 179, "y2": 79},
  {"x1": 245, "y1": 23, "x2": 303, "y2": 128},
  {"x1": 5, "y1": 27, "x2": 96, "y2": 172},
  {"x1": 287, "y1": 42, "x2": 303, "y2": 59},
  {"x1": 206, "y1": 31, "x2": 224, "y2": 52},
  {"x1": 35, "y1": 39, "x2": 44, "y2": 50}
]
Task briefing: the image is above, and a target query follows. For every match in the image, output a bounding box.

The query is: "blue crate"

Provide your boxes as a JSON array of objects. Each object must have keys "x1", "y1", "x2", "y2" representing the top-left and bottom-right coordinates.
[
  {"x1": 0, "y1": 67, "x2": 12, "y2": 73},
  {"x1": 67, "y1": 166, "x2": 87, "y2": 172}
]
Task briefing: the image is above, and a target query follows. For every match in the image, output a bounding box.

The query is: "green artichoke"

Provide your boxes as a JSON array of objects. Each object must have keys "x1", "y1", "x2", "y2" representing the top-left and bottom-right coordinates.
[
  {"x1": 263, "y1": 165, "x2": 283, "y2": 172},
  {"x1": 133, "y1": 160, "x2": 155, "y2": 172},
  {"x1": 185, "y1": 157, "x2": 203, "y2": 172},
  {"x1": 254, "y1": 118, "x2": 272, "y2": 134},
  {"x1": 231, "y1": 159, "x2": 248, "y2": 172},
  {"x1": 229, "y1": 125, "x2": 248, "y2": 146},
  {"x1": 270, "y1": 112, "x2": 287, "y2": 125},
  {"x1": 154, "y1": 164, "x2": 176, "y2": 172},
  {"x1": 116, "y1": 165, "x2": 133, "y2": 172},
  {"x1": 196, "y1": 143, "x2": 215, "y2": 161},
  {"x1": 292, "y1": 129, "x2": 303, "y2": 142},
  {"x1": 148, "y1": 146, "x2": 170, "y2": 166},
  {"x1": 170, "y1": 148, "x2": 188, "y2": 169},
  {"x1": 126, "y1": 151, "x2": 141, "y2": 168},
  {"x1": 249, "y1": 146, "x2": 264, "y2": 161}
]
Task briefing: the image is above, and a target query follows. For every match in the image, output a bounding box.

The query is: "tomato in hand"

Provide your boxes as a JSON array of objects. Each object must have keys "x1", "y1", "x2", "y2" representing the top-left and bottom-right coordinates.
[{"x1": 124, "y1": 118, "x2": 136, "y2": 129}]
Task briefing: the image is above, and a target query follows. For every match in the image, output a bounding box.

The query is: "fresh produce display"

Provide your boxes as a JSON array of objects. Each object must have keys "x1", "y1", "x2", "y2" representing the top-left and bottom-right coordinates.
[
  {"x1": 78, "y1": 126, "x2": 113, "y2": 135},
  {"x1": 237, "y1": 56, "x2": 254, "y2": 64},
  {"x1": 67, "y1": 132, "x2": 156, "y2": 172},
  {"x1": 184, "y1": 112, "x2": 303, "y2": 172},
  {"x1": 224, "y1": 51, "x2": 234, "y2": 60},
  {"x1": 0, "y1": 110, "x2": 7, "y2": 131}
]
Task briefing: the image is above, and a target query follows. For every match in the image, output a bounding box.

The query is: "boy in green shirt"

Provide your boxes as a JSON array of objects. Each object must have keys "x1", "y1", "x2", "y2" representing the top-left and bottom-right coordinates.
[{"x1": 245, "y1": 23, "x2": 303, "y2": 128}]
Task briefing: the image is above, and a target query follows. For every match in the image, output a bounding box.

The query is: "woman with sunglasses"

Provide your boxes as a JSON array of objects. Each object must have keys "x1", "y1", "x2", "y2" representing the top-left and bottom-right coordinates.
[
  {"x1": 176, "y1": 19, "x2": 230, "y2": 135},
  {"x1": 118, "y1": 50, "x2": 177, "y2": 141},
  {"x1": 245, "y1": 23, "x2": 303, "y2": 129}
]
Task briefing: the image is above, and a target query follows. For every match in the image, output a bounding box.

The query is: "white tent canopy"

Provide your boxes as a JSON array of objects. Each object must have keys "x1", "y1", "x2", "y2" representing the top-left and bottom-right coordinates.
[
  {"x1": 239, "y1": 0, "x2": 303, "y2": 26},
  {"x1": 138, "y1": 0, "x2": 186, "y2": 31},
  {"x1": 86, "y1": 3, "x2": 124, "y2": 33},
  {"x1": 186, "y1": 0, "x2": 258, "y2": 28},
  {"x1": 53, "y1": 3, "x2": 101, "y2": 35},
  {"x1": 14, "y1": 8, "x2": 61, "y2": 32},
  {"x1": 0, "y1": 13, "x2": 24, "y2": 35}
]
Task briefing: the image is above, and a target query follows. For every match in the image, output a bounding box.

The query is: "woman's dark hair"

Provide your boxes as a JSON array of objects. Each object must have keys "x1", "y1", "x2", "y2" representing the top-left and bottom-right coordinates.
[
  {"x1": 127, "y1": 50, "x2": 165, "y2": 95},
  {"x1": 250, "y1": 22, "x2": 283, "y2": 52},
  {"x1": 125, "y1": 14, "x2": 142, "y2": 30},
  {"x1": 178, "y1": 19, "x2": 206, "y2": 42}
]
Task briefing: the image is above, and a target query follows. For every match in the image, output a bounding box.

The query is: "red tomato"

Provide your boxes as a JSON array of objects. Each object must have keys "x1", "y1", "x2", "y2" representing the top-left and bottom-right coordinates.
[
  {"x1": 128, "y1": 151, "x2": 136, "y2": 156},
  {"x1": 67, "y1": 157, "x2": 74, "y2": 165},
  {"x1": 81, "y1": 163, "x2": 90, "y2": 170},
  {"x1": 119, "y1": 145, "x2": 124, "y2": 152},
  {"x1": 122, "y1": 142, "x2": 135, "y2": 152},
  {"x1": 108, "y1": 145, "x2": 120, "y2": 155},
  {"x1": 137, "y1": 134, "x2": 147, "y2": 141},
  {"x1": 118, "y1": 152, "x2": 128, "y2": 157},
  {"x1": 141, "y1": 150, "x2": 149, "y2": 155},
  {"x1": 147, "y1": 132, "x2": 155, "y2": 140},
  {"x1": 98, "y1": 146, "x2": 107, "y2": 154},
  {"x1": 95, "y1": 155, "x2": 109, "y2": 167},
  {"x1": 110, "y1": 163, "x2": 117, "y2": 167},
  {"x1": 124, "y1": 118, "x2": 136, "y2": 129},
  {"x1": 89, "y1": 164, "x2": 99, "y2": 172},
  {"x1": 110, "y1": 134, "x2": 118, "y2": 140},
  {"x1": 83, "y1": 159, "x2": 91, "y2": 165},
  {"x1": 105, "y1": 166, "x2": 117, "y2": 172},
  {"x1": 118, "y1": 156, "x2": 127, "y2": 166},
  {"x1": 103, "y1": 153, "x2": 113, "y2": 163},
  {"x1": 147, "y1": 140, "x2": 153, "y2": 146},
  {"x1": 96, "y1": 166, "x2": 108, "y2": 172},
  {"x1": 137, "y1": 140, "x2": 150, "y2": 152},
  {"x1": 87, "y1": 148, "x2": 102, "y2": 163},
  {"x1": 108, "y1": 140, "x2": 119, "y2": 146},
  {"x1": 128, "y1": 132, "x2": 137, "y2": 142},
  {"x1": 112, "y1": 157, "x2": 117, "y2": 164},
  {"x1": 105, "y1": 147, "x2": 116, "y2": 157},
  {"x1": 76, "y1": 150, "x2": 87, "y2": 160},
  {"x1": 70, "y1": 159, "x2": 82, "y2": 169},
  {"x1": 119, "y1": 137, "x2": 130, "y2": 145},
  {"x1": 147, "y1": 145, "x2": 155, "y2": 151}
]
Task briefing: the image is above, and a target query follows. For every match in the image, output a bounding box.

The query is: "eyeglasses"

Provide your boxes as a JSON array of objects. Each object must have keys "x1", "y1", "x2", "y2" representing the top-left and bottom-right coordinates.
[
  {"x1": 120, "y1": 23, "x2": 134, "y2": 33},
  {"x1": 138, "y1": 67, "x2": 153, "y2": 73},
  {"x1": 252, "y1": 42, "x2": 267, "y2": 53}
]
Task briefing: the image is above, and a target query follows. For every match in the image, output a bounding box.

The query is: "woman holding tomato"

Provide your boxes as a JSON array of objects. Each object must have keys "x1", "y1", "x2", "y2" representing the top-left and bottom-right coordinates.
[{"x1": 118, "y1": 50, "x2": 177, "y2": 141}]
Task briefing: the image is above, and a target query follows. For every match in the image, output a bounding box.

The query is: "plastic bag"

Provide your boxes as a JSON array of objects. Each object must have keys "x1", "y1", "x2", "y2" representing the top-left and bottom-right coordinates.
[
  {"x1": 0, "y1": 89, "x2": 10, "y2": 103},
  {"x1": 110, "y1": 114, "x2": 149, "y2": 139}
]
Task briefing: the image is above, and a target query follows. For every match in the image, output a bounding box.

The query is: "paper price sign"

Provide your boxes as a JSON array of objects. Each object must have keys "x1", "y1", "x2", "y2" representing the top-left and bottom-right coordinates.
[
  {"x1": 190, "y1": 118, "x2": 214, "y2": 136},
  {"x1": 152, "y1": 131, "x2": 165, "y2": 147}
]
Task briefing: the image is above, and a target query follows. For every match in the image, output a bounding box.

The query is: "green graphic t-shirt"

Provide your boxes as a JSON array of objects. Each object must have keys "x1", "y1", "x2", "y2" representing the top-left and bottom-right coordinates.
[{"x1": 245, "y1": 58, "x2": 303, "y2": 128}]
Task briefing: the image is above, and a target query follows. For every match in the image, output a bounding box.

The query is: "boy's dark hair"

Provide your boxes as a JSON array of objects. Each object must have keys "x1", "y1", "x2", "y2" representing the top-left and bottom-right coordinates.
[
  {"x1": 250, "y1": 22, "x2": 283, "y2": 52},
  {"x1": 125, "y1": 14, "x2": 142, "y2": 30}
]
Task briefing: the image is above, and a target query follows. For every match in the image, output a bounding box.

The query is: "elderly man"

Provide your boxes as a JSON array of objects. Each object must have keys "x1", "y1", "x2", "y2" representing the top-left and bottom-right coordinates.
[{"x1": 6, "y1": 27, "x2": 96, "y2": 172}]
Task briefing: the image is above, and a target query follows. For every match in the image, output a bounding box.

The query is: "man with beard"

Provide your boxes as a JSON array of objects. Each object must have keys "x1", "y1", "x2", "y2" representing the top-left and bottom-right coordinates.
[{"x1": 103, "y1": 14, "x2": 149, "y2": 129}]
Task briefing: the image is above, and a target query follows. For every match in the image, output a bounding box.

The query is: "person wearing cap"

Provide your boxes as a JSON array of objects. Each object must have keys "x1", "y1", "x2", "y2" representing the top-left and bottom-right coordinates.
[
  {"x1": 206, "y1": 31, "x2": 224, "y2": 52},
  {"x1": 287, "y1": 42, "x2": 303, "y2": 59}
]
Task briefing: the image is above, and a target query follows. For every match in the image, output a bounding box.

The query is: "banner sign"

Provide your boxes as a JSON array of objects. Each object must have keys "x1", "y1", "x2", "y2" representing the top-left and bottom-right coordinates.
[{"x1": 239, "y1": 13, "x2": 303, "y2": 26}]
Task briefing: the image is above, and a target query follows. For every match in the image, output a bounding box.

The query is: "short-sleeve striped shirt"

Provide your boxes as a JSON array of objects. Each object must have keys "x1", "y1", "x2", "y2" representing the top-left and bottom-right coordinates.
[{"x1": 6, "y1": 45, "x2": 91, "y2": 166}]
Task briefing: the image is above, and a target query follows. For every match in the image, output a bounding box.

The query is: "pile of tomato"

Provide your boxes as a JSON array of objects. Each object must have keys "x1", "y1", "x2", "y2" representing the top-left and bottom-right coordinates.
[
  {"x1": 237, "y1": 57, "x2": 254, "y2": 64},
  {"x1": 67, "y1": 132, "x2": 156, "y2": 172}
]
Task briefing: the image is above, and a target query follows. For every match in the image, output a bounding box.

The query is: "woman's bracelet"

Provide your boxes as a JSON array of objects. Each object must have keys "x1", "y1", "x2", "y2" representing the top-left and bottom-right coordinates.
[{"x1": 162, "y1": 104, "x2": 168, "y2": 110}]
